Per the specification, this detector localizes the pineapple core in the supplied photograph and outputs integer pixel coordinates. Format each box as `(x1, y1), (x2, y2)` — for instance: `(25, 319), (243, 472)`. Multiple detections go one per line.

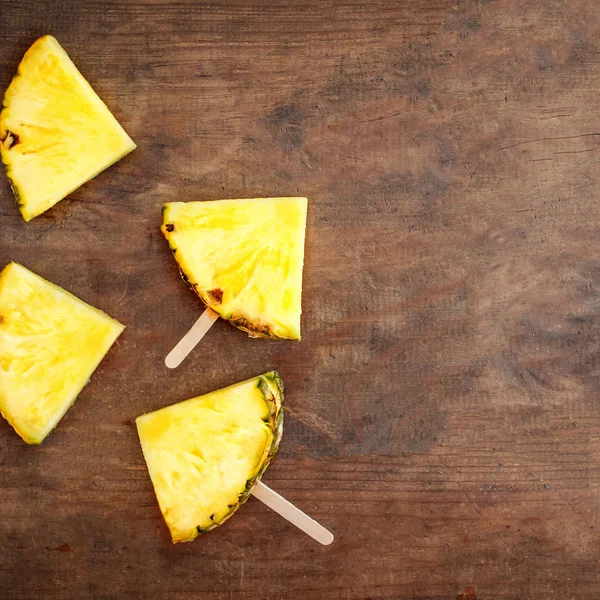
(136, 372), (283, 543)
(0, 35), (135, 221)
(0, 262), (124, 444)
(162, 197), (307, 340)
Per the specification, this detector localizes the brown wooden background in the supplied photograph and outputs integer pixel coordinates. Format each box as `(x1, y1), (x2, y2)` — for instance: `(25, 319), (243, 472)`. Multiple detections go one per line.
(2, 1), (600, 598)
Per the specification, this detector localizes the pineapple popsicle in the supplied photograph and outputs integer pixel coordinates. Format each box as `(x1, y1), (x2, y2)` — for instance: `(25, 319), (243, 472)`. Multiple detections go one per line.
(0, 262), (124, 444)
(136, 372), (283, 543)
(161, 197), (308, 340)
(0, 35), (135, 221)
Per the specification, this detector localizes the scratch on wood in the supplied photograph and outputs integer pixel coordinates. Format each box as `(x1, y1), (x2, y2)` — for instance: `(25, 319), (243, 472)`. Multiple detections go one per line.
(554, 145), (600, 155)
(358, 111), (404, 124)
(499, 132), (600, 151)
(285, 407), (344, 445)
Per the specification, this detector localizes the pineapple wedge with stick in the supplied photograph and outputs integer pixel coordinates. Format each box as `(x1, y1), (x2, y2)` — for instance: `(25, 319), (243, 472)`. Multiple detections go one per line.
(0, 263), (124, 444)
(162, 197), (308, 341)
(0, 35), (135, 221)
(136, 372), (284, 543)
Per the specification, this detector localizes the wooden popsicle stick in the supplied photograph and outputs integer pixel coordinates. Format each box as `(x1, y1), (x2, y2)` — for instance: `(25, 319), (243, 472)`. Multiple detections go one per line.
(165, 308), (220, 369)
(251, 480), (334, 546)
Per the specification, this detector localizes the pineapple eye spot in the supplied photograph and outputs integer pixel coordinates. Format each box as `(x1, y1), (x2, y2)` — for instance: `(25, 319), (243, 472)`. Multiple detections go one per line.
(209, 514), (215, 521)
(4, 131), (20, 149)
(0, 315), (4, 324)
(207, 288), (223, 304)
(165, 223), (175, 232)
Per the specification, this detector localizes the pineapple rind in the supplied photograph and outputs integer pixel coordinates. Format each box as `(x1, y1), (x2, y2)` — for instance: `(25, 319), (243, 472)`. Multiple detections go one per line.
(0, 35), (136, 221)
(0, 262), (124, 444)
(161, 198), (307, 340)
(136, 371), (284, 543)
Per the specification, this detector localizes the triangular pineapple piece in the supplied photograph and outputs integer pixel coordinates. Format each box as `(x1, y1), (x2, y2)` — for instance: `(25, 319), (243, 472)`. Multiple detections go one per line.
(0, 262), (124, 444)
(161, 197), (307, 340)
(0, 35), (136, 221)
(136, 372), (284, 543)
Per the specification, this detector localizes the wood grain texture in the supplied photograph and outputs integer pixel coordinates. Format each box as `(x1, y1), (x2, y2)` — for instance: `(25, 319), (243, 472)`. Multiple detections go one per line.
(2, 0), (600, 598)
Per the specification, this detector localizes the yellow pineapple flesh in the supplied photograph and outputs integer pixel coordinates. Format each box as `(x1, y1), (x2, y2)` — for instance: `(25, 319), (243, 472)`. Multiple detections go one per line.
(0, 35), (136, 221)
(136, 372), (284, 543)
(0, 262), (125, 444)
(161, 197), (307, 340)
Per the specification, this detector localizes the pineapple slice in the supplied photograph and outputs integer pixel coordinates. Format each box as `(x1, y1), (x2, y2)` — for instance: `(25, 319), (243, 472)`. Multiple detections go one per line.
(161, 197), (307, 340)
(136, 372), (284, 543)
(0, 35), (136, 221)
(0, 262), (124, 444)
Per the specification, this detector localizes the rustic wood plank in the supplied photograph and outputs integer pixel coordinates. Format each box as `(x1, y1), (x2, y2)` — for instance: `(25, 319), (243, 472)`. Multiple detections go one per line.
(2, 0), (600, 598)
